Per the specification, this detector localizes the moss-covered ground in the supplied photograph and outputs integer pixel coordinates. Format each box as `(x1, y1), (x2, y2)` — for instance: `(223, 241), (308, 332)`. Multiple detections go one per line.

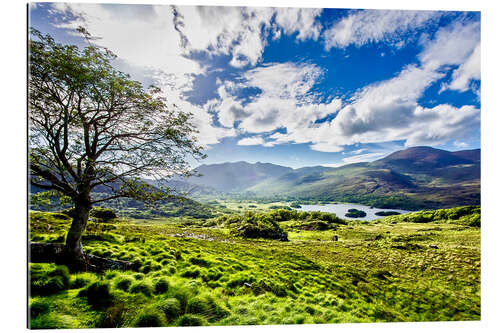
(28, 206), (480, 328)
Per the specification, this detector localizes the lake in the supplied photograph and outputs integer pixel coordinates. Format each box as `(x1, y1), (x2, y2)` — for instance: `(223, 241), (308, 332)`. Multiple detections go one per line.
(295, 202), (411, 221)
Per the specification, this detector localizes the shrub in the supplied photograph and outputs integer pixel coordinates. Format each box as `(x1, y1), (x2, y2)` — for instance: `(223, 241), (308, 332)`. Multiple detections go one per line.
(90, 207), (117, 221)
(375, 211), (401, 216)
(104, 270), (118, 280)
(186, 296), (210, 315)
(228, 212), (288, 240)
(170, 287), (191, 312)
(156, 298), (181, 321)
(181, 268), (200, 279)
(130, 281), (153, 297)
(175, 314), (207, 327)
(96, 303), (126, 328)
(79, 281), (113, 308)
(70, 275), (94, 289)
(189, 257), (212, 267)
(114, 277), (133, 292)
(30, 264), (70, 295)
(30, 313), (61, 329)
(154, 278), (169, 294)
(30, 299), (50, 318)
(132, 308), (166, 327)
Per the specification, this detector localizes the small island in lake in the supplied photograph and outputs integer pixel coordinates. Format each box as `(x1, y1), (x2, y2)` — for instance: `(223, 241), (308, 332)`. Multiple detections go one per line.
(375, 211), (402, 216)
(345, 208), (367, 218)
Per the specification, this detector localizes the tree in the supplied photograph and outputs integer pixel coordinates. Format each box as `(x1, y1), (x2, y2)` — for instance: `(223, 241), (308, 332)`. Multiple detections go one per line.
(28, 28), (205, 270)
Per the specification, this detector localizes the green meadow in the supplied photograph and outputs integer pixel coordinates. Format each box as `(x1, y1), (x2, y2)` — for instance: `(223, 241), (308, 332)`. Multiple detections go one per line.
(29, 205), (480, 328)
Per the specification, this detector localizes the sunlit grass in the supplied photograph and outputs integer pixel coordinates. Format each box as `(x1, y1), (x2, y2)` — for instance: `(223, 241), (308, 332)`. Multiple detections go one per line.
(28, 206), (480, 328)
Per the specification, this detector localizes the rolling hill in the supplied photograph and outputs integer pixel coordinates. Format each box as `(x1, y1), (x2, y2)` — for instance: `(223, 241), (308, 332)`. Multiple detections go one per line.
(181, 146), (480, 210)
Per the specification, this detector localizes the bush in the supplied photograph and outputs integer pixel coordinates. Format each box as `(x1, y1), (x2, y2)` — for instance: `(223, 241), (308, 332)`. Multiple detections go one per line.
(30, 264), (70, 296)
(175, 314), (207, 327)
(96, 303), (126, 328)
(375, 211), (401, 216)
(154, 278), (169, 294)
(90, 207), (117, 221)
(170, 287), (191, 312)
(114, 277), (133, 292)
(30, 313), (61, 329)
(181, 268), (200, 279)
(227, 211), (288, 240)
(130, 281), (153, 297)
(79, 281), (113, 308)
(30, 299), (50, 318)
(132, 308), (166, 327)
(189, 257), (212, 267)
(156, 298), (181, 321)
(186, 296), (210, 315)
(70, 275), (94, 289)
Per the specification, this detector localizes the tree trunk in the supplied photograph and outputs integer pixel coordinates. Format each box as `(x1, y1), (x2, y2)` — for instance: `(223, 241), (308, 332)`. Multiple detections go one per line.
(59, 200), (91, 270)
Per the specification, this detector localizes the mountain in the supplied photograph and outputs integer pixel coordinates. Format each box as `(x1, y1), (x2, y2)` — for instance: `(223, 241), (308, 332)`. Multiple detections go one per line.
(189, 161), (293, 192)
(179, 146), (480, 210)
(373, 146), (476, 171)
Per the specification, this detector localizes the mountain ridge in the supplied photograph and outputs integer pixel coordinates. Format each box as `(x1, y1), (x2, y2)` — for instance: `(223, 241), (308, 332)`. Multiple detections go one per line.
(182, 146), (480, 210)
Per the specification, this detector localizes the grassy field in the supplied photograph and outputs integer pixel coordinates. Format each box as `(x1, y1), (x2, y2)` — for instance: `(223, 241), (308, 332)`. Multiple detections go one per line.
(28, 206), (480, 328)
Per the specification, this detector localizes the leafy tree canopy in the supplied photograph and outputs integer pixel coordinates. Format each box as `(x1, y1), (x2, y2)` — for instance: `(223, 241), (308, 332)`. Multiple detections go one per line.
(29, 27), (205, 205)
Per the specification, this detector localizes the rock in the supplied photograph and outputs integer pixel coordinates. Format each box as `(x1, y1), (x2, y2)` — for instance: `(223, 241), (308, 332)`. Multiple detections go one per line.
(332, 235), (339, 241)
(429, 244), (439, 249)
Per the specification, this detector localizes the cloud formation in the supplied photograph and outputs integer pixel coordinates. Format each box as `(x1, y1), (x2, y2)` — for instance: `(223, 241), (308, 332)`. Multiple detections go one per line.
(324, 9), (441, 50)
(177, 6), (323, 68)
(210, 62), (342, 145)
(44, 4), (480, 156)
(264, 19), (480, 152)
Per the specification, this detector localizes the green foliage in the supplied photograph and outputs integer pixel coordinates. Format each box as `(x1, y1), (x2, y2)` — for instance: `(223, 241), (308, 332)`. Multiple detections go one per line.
(114, 276), (133, 292)
(345, 208), (367, 218)
(90, 207), (117, 221)
(175, 314), (208, 327)
(154, 278), (169, 294)
(375, 211), (401, 216)
(215, 209), (345, 235)
(383, 205), (480, 226)
(132, 308), (167, 327)
(79, 281), (113, 308)
(130, 281), (153, 297)
(156, 298), (181, 322)
(30, 264), (70, 296)
(30, 298), (50, 318)
(29, 205), (480, 328)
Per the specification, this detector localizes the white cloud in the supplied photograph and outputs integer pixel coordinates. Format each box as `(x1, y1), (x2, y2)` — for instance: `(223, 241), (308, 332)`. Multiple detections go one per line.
(237, 136), (265, 146)
(49, 3), (236, 147)
(210, 62), (342, 136)
(274, 8), (322, 41)
(298, 19), (481, 152)
(51, 3), (202, 76)
(446, 44), (480, 92)
(418, 20), (480, 71)
(324, 10), (441, 50)
(177, 6), (322, 68)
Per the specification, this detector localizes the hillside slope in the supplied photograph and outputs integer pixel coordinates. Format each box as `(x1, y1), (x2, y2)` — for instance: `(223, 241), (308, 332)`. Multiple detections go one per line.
(186, 147), (480, 209)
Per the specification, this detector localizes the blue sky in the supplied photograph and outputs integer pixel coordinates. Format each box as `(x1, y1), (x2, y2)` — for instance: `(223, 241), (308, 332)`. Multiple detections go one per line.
(29, 3), (481, 168)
